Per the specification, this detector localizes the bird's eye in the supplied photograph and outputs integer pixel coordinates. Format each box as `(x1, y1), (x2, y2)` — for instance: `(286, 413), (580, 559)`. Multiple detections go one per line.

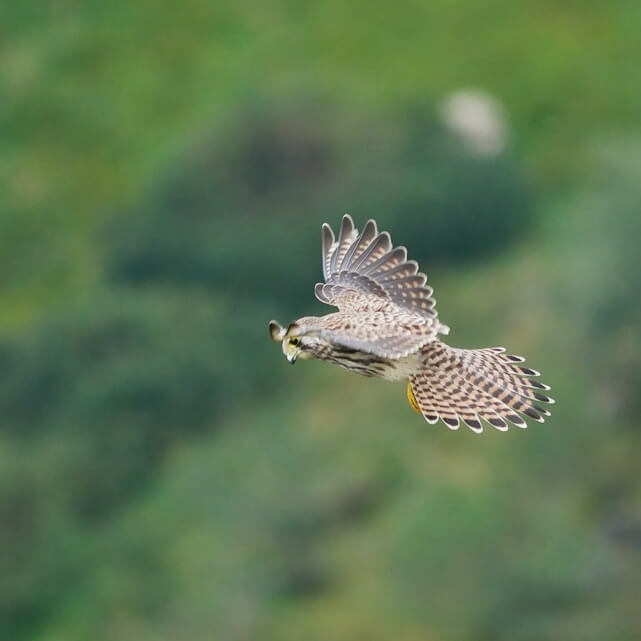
(289, 337), (301, 347)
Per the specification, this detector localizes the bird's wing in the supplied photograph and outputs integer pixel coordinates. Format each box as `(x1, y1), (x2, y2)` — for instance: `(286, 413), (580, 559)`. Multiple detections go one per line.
(297, 308), (437, 360)
(315, 215), (439, 322)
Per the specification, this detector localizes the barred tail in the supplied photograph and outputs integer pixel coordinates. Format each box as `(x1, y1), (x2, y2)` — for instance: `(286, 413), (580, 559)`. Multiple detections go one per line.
(408, 341), (554, 433)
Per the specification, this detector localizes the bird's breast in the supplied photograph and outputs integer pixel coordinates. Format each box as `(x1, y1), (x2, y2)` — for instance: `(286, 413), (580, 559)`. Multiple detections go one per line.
(321, 346), (420, 380)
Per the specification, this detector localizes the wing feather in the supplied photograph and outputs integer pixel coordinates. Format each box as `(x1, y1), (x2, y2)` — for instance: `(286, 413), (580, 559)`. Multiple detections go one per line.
(316, 215), (440, 323)
(329, 215), (357, 275)
(363, 246), (408, 276)
(374, 260), (419, 282)
(340, 219), (378, 272)
(348, 231), (392, 273)
(321, 223), (335, 281)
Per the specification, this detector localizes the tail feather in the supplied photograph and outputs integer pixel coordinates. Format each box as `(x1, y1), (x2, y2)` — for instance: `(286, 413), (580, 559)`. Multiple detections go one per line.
(409, 342), (553, 433)
(455, 349), (554, 415)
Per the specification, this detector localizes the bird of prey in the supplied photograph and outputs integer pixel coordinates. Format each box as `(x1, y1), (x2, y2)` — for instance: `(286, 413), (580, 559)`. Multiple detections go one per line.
(269, 215), (553, 432)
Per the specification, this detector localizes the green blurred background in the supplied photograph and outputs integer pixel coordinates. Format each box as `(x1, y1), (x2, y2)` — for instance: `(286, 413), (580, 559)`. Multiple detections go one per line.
(2, 2), (641, 640)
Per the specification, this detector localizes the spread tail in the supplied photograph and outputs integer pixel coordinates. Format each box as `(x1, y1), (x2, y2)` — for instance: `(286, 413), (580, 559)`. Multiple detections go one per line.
(408, 341), (554, 433)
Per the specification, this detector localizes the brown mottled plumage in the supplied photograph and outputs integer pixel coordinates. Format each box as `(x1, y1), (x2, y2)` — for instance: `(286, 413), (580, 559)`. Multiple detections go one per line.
(269, 215), (553, 433)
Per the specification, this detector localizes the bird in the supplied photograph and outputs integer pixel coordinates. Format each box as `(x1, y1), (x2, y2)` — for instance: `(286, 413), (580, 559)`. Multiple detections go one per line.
(268, 215), (553, 433)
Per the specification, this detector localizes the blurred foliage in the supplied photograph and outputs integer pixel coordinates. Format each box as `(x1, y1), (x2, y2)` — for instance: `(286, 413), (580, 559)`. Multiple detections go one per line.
(2, 2), (641, 641)
(0, 290), (275, 636)
(105, 102), (531, 315)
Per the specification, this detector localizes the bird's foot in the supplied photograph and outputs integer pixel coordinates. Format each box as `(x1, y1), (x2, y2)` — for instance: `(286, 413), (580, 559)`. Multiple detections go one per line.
(406, 381), (421, 414)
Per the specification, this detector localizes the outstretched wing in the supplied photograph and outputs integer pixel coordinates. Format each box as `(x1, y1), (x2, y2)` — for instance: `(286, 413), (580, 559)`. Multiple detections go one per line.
(315, 215), (439, 321)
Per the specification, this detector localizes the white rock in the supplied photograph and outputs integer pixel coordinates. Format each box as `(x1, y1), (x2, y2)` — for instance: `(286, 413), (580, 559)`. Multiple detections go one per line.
(439, 89), (509, 156)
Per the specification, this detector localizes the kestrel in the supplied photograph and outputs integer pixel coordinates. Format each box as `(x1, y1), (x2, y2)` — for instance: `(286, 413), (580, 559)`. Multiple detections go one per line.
(269, 215), (553, 432)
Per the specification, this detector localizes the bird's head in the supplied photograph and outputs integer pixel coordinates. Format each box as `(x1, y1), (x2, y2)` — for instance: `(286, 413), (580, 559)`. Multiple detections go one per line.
(269, 320), (321, 364)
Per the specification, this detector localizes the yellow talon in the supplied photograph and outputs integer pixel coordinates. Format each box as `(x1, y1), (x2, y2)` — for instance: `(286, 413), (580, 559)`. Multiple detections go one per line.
(407, 382), (421, 413)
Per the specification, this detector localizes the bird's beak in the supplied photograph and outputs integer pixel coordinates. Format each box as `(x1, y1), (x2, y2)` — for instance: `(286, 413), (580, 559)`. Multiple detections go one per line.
(283, 339), (300, 364)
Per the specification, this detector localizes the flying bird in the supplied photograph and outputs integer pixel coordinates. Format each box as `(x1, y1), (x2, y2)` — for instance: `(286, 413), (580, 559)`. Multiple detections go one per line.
(269, 215), (553, 432)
